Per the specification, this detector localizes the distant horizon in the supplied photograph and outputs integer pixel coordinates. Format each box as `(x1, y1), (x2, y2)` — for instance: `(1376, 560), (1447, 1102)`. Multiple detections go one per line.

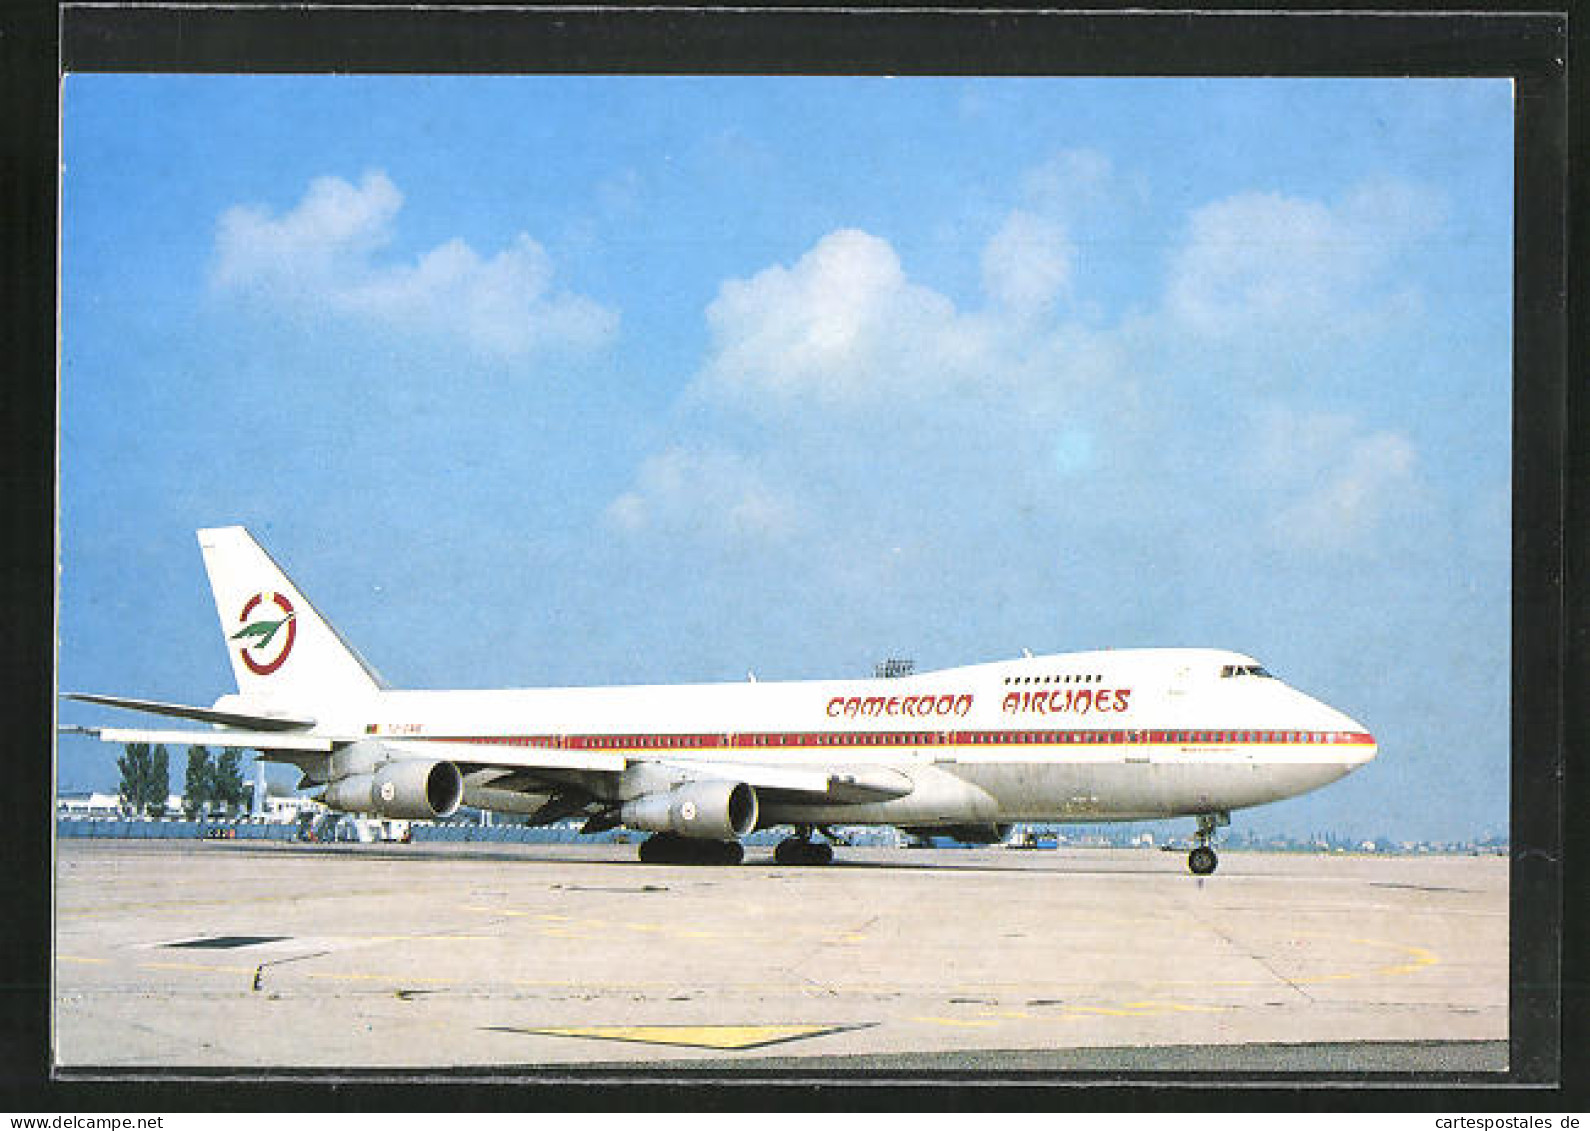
(55, 774), (1513, 847)
(54, 791), (1511, 849)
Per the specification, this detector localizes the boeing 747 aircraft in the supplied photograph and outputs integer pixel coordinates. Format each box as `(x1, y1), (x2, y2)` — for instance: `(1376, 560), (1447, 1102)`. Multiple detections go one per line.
(65, 527), (1377, 873)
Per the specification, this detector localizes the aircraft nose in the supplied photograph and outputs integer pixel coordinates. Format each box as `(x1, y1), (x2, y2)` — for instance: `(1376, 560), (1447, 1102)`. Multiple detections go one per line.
(1338, 714), (1377, 767)
(1314, 695), (1377, 768)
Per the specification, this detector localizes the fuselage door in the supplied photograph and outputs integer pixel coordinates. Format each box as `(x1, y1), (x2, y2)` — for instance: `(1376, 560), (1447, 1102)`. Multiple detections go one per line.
(1125, 729), (1150, 764)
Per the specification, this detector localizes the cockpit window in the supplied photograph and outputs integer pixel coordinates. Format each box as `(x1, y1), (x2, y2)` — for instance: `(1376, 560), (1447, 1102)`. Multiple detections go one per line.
(1220, 664), (1275, 678)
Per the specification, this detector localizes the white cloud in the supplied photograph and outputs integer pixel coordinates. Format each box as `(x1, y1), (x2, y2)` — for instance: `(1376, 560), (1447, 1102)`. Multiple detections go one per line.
(618, 165), (1446, 568)
(212, 171), (401, 289)
(605, 446), (796, 542)
(1164, 178), (1442, 340)
(694, 224), (1127, 415)
(692, 154), (1141, 412)
(981, 209), (1073, 316)
(1254, 408), (1423, 552)
(1167, 192), (1360, 336)
(618, 221), (1137, 552)
(696, 228), (990, 409)
(212, 171), (617, 359)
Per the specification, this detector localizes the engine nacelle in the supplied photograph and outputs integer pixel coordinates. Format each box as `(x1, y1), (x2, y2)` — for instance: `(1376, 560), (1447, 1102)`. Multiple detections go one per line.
(620, 780), (758, 840)
(323, 759), (463, 820)
(901, 822), (1016, 845)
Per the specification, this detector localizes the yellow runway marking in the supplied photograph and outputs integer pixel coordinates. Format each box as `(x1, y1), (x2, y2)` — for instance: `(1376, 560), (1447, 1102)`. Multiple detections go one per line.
(1120, 1001), (1226, 1014)
(1152, 934), (1440, 990)
(913, 1016), (1001, 1028)
(1288, 936), (1439, 985)
(56, 955), (108, 965)
(495, 1024), (858, 1050)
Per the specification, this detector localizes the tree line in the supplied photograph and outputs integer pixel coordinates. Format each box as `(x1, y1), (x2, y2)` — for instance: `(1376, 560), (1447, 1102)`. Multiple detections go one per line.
(115, 743), (248, 817)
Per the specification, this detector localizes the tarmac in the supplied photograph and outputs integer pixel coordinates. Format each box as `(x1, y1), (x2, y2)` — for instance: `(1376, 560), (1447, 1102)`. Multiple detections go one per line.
(52, 839), (1509, 1077)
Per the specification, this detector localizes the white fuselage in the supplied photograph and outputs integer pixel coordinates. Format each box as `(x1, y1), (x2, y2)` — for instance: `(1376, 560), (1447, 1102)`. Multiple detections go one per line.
(307, 647), (1376, 827)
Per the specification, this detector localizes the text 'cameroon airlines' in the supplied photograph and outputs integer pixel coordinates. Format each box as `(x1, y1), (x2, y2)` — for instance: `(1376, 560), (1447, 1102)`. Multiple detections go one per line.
(65, 527), (1377, 874)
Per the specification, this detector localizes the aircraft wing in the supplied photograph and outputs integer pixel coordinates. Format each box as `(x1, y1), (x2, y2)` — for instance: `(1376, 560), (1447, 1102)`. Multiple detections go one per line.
(388, 743), (913, 803)
(62, 693), (316, 731)
(381, 740), (628, 775)
(62, 717), (914, 804)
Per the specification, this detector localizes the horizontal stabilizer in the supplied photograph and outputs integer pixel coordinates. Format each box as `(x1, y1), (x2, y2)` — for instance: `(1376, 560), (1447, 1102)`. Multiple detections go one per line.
(62, 693), (316, 731)
(86, 727), (334, 753)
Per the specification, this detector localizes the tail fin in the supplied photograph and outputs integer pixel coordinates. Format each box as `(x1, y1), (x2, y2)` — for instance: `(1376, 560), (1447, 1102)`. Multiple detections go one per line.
(197, 527), (385, 706)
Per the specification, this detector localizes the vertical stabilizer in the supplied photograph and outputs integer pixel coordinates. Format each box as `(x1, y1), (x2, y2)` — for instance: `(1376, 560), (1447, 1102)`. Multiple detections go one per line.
(197, 527), (384, 707)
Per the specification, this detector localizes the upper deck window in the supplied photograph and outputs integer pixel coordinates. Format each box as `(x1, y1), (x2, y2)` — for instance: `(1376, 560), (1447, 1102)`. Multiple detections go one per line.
(1220, 663), (1275, 679)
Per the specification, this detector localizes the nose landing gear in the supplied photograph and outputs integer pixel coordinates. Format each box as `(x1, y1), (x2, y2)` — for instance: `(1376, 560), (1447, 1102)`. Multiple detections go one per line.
(1188, 810), (1229, 875)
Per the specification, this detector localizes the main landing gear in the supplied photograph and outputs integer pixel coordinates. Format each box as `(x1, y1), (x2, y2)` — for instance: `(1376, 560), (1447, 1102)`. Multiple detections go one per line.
(774, 826), (836, 866)
(1188, 810), (1229, 876)
(638, 832), (744, 865)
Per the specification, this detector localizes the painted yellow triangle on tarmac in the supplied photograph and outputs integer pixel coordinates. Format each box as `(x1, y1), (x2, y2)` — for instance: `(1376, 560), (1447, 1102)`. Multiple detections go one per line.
(525, 1024), (844, 1050)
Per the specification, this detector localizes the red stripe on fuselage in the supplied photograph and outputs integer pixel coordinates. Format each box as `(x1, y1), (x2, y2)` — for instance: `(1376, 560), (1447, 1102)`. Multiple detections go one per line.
(399, 728), (1374, 750)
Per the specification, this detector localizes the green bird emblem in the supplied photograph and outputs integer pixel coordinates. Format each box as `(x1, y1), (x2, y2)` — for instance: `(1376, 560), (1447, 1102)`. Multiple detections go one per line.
(231, 615), (293, 650)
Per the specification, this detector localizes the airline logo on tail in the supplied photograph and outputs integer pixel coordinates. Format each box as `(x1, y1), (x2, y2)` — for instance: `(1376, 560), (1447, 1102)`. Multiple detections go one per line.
(231, 591), (297, 675)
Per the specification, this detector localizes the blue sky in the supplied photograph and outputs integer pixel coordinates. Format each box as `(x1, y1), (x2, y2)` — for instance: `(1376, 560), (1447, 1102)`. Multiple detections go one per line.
(58, 76), (1513, 842)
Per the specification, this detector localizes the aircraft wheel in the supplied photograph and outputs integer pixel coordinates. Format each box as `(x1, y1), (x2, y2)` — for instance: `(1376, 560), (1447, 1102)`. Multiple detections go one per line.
(638, 834), (674, 864)
(1188, 846), (1218, 875)
(642, 834), (742, 865)
(775, 837), (834, 865)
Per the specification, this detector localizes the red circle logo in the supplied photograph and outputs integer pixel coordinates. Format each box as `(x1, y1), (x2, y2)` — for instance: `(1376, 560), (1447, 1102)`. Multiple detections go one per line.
(233, 591), (297, 676)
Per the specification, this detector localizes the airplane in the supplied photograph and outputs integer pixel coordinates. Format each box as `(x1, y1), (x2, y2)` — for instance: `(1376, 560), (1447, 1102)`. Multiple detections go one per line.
(63, 527), (1377, 874)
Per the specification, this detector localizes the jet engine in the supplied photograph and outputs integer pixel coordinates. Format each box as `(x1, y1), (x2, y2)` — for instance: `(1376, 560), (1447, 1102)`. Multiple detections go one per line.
(620, 780), (757, 840)
(322, 759), (464, 820)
